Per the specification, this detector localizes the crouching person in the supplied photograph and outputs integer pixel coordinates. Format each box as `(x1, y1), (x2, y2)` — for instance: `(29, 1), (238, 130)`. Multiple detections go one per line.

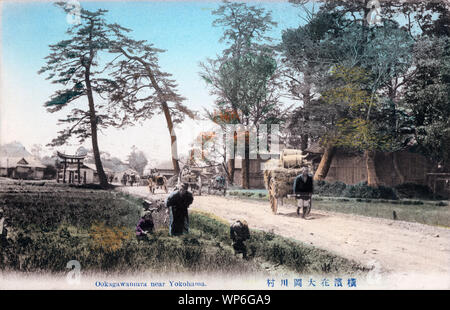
(136, 213), (154, 242)
(166, 183), (193, 236)
(230, 220), (250, 259)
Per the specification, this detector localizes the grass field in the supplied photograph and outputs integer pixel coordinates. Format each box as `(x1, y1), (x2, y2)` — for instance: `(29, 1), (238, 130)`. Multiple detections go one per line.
(228, 189), (450, 227)
(0, 181), (366, 275)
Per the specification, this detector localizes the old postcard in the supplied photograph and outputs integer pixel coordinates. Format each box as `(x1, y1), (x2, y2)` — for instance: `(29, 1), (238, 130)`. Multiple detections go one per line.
(0, 0), (449, 297)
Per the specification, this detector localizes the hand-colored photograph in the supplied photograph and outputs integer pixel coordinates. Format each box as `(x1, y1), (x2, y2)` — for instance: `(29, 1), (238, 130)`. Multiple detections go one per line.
(0, 0), (449, 294)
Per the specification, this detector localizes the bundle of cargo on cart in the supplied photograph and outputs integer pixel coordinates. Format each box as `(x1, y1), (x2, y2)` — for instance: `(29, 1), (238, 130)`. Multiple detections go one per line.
(178, 166), (204, 195)
(178, 164), (228, 196)
(263, 149), (314, 214)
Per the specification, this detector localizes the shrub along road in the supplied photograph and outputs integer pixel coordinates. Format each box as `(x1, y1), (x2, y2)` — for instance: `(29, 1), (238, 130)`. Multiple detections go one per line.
(120, 186), (450, 288)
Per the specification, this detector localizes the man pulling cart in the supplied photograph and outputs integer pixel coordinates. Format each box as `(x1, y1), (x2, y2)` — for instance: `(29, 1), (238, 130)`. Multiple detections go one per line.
(264, 149), (314, 215)
(291, 167), (314, 218)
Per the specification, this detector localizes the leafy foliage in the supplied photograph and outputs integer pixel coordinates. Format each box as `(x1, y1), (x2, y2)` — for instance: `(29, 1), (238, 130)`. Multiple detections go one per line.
(127, 146), (148, 176)
(38, 5), (114, 147)
(89, 222), (133, 252)
(314, 180), (347, 197)
(342, 181), (399, 200)
(314, 180), (398, 200)
(404, 36), (450, 167)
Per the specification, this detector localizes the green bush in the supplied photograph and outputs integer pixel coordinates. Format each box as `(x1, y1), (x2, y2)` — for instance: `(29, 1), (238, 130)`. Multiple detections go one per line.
(394, 183), (444, 200)
(1, 190), (142, 231)
(314, 180), (347, 197)
(0, 225), (253, 274)
(342, 182), (399, 200)
(314, 180), (399, 200)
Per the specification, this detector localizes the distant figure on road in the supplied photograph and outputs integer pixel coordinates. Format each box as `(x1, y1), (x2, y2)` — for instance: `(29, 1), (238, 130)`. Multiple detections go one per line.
(166, 183), (193, 236)
(230, 220), (250, 259)
(130, 174), (136, 187)
(293, 166), (314, 218)
(216, 175), (226, 186)
(136, 212), (154, 242)
(121, 173), (128, 186)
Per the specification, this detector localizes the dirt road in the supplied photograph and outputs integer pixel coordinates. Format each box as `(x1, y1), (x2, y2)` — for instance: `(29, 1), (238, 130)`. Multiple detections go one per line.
(119, 186), (450, 287)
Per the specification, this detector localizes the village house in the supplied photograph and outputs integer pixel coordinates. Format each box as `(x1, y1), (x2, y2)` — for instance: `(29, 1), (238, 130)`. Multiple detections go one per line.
(0, 157), (46, 180)
(150, 160), (177, 179)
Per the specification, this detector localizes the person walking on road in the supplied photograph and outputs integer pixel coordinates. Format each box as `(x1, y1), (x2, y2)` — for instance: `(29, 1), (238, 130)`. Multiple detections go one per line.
(293, 167), (314, 218)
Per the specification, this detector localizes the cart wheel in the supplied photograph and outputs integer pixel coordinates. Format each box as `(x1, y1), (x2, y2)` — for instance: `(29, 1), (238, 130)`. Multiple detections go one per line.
(269, 194), (278, 214)
(269, 178), (278, 214)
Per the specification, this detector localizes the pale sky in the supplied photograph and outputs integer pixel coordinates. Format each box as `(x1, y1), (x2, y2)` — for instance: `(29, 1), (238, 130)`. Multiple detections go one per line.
(0, 0), (309, 162)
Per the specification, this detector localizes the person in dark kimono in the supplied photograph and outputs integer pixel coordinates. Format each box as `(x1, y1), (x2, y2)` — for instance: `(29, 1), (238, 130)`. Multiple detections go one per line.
(166, 183), (193, 236)
(293, 166), (314, 218)
(230, 220), (250, 259)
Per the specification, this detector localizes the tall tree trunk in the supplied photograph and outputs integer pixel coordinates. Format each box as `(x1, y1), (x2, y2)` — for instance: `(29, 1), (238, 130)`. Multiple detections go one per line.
(242, 158), (250, 189)
(242, 131), (250, 189)
(220, 130), (232, 184)
(85, 21), (108, 188)
(118, 48), (181, 175)
(227, 130), (239, 185)
(314, 145), (336, 181)
(85, 69), (108, 188)
(221, 162), (231, 183)
(366, 150), (381, 187)
(300, 134), (308, 151)
(227, 158), (235, 185)
(161, 101), (180, 175)
(300, 78), (311, 151)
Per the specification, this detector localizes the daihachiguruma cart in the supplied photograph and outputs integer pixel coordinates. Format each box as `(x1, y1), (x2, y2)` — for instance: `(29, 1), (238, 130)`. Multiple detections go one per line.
(263, 149), (313, 215)
(147, 172), (168, 194)
(207, 174), (227, 196)
(179, 166), (203, 196)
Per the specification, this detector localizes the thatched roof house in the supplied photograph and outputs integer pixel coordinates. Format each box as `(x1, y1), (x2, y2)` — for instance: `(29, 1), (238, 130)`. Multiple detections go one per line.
(0, 157), (46, 179)
(149, 161), (177, 179)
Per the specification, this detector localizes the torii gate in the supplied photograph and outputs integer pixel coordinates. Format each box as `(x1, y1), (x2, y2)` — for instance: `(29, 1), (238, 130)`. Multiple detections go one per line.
(56, 151), (86, 184)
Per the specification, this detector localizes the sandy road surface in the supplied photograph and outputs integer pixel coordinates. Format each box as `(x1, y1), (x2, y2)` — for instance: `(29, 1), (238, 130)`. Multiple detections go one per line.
(119, 186), (450, 288)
